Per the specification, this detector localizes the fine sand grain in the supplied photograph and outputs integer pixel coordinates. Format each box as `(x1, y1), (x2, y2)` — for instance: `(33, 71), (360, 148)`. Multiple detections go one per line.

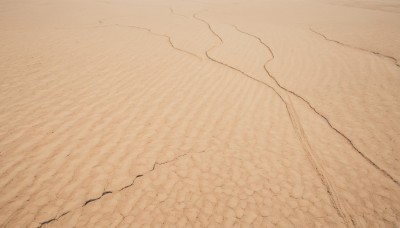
(1, 0), (400, 227)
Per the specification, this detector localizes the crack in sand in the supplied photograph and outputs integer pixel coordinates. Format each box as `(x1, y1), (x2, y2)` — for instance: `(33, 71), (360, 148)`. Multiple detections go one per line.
(83, 191), (112, 206)
(39, 23), (203, 60)
(193, 12), (366, 226)
(37, 212), (69, 228)
(119, 150), (205, 191)
(36, 150), (205, 227)
(310, 27), (400, 68)
(193, 14), (355, 225)
(230, 24), (400, 225)
(231, 25), (399, 187)
(169, 6), (190, 18)
(114, 24), (202, 60)
(192, 12), (285, 96)
(192, 11), (355, 226)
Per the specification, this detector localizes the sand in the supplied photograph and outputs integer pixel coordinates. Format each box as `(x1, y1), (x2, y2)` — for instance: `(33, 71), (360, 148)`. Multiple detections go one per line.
(0, 0), (400, 227)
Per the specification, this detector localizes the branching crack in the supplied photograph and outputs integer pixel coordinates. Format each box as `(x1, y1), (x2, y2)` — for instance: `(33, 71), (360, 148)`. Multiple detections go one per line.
(190, 11), (372, 227)
(192, 12), (286, 99)
(231, 25), (399, 187)
(309, 27), (400, 68)
(230, 23), (399, 226)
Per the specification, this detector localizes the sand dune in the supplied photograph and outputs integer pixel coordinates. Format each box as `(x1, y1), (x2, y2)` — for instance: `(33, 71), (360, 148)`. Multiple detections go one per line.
(1, 0), (399, 227)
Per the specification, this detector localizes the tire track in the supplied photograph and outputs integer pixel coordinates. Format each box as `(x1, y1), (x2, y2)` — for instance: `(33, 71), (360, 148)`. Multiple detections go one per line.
(191, 12), (354, 226)
(286, 95), (356, 227)
(231, 25), (400, 187)
(310, 27), (400, 68)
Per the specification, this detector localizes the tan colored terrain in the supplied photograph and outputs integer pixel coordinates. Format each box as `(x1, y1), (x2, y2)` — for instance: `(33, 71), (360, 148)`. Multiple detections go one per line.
(1, 0), (400, 227)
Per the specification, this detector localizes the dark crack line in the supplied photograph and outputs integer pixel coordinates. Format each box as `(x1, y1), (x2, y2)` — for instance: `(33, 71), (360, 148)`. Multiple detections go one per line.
(191, 11), (387, 227)
(83, 191), (112, 206)
(114, 24), (202, 60)
(191, 12), (307, 137)
(36, 150), (205, 227)
(19, 23), (202, 60)
(310, 27), (400, 68)
(37, 212), (69, 228)
(32, 17), (207, 228)
(192, 12), (287, 101)
(231, 25), (399, 187)
(119, 150), (204, 191)
(228, 24), (355, 227)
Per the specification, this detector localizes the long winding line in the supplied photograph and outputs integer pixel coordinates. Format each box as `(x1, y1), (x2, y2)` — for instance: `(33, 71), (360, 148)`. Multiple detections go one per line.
(35, 150), (205, 227)
(116, 24), (202, 60)
(231, 25), (399, 187)
(310, 27), (400, 68)
(190, 12), (355, 226)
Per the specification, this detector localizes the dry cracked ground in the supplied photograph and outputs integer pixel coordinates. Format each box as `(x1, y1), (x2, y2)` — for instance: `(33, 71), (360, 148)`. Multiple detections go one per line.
(1, 0), (400, 227)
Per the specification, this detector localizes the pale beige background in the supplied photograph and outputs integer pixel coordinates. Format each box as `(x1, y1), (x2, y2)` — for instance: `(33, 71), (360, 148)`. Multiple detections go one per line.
(0, 0), (399, 227)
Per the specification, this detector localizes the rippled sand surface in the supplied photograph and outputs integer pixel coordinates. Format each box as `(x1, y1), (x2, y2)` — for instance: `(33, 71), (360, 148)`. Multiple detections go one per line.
(1, 0), (400, 227)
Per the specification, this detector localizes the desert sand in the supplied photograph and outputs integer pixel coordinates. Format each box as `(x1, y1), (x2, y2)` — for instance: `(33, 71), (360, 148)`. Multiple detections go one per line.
(1, 0), (400, 227)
